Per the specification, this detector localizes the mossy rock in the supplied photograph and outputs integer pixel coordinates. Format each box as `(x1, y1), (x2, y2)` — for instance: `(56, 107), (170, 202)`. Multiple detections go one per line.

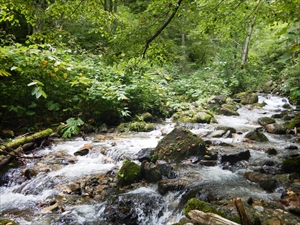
(117, 160), (142, 187)
(173, 109), (216, 124)
(183, 198), (224, 217)
(245, 130), (268, 142)
(0, 219), (18, 225)
(286, 115), (300, 129)
(258, 117), (276, 126)
(152, 127), (206, 163)
(117, 121), (154, 132)
(282, 157), (300, 174)
(216, 104), (239, 116)
(234, 92), (258, 105)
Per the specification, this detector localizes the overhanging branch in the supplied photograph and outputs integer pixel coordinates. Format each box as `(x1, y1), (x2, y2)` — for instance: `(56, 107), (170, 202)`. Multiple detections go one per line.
(142, 0), (183, 58)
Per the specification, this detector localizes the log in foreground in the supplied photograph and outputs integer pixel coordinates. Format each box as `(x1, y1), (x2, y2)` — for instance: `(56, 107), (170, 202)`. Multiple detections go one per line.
(0, 128), (53, 171)
(188, 210), (240, 225)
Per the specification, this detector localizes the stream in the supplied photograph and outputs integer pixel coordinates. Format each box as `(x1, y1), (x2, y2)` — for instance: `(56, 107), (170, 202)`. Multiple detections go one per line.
(1, 94), (300, 224)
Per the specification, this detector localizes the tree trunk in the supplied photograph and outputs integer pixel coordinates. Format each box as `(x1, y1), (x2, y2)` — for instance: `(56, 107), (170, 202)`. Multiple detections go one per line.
(241, 17), (256, 68)
(188, 210), (240, 225)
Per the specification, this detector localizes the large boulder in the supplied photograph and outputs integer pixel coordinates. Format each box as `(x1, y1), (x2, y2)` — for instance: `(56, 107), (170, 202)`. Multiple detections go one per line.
(151, 127), (206, 163)
(117, 160), (142, 187)
(244, 130), (268, 142)
(216, 104), (240, 116)
(104, 191), (165, 225)
(220, 150), (251, 164)
(234, 92), (258, 105)
(244, 171), (280, 192)
(258, 117), (276, 126)
(265, 123), (286, 134)
(141, 161), (161, 183)
(172, 108), (216, 124)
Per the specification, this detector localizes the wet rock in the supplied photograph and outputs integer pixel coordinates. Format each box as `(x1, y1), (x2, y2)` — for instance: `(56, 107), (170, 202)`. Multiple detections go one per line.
(22, 168), (38, 179)
(285, 145), (299, 150)
(245, 130), (268, 142)
(172, 108), (216, 124)
(244, 171), (280, 192)
(221, 150), (251, 164)
(234, 92), (258, 105)
(137, 148), (155, 162)
(104, 191), (165, 225)
(217, 104), (240, 116)
(141, 161), (161, 183)
(152, 127), (206, 163)
(266, 148), (278, 155)
(265, 123), (286, 134)
(156, 160), (177, 179)
(117, 121), (154, 132)
(158, 179), (189, 195)
(258, 117), (276, 126)
(282, 155), (300, 174)
(209, 130), (227, 138)
(117, 160), (142, 187)
(74, 143), (93, 156)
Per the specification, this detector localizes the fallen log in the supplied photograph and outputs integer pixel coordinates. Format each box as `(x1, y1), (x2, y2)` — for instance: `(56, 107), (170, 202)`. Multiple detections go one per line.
(0, 128), (53, 171)
(188, 210), (240, 225)
(0, 128), (52, 153)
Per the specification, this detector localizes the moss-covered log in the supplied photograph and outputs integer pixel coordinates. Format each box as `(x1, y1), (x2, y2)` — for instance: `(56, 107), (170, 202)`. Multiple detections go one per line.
(0, 128), (52, 153)
(0, 128), (52, 171)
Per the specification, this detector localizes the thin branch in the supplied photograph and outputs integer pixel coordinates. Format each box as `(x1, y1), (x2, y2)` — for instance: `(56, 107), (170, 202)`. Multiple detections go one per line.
(142, 0), (183, 58)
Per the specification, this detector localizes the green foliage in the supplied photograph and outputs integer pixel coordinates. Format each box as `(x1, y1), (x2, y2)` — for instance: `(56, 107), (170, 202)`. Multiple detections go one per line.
(57, 117), (84, 138)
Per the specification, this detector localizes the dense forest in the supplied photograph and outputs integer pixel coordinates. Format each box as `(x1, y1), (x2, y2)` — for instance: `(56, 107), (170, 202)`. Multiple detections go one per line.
(0, 0), (299, 136)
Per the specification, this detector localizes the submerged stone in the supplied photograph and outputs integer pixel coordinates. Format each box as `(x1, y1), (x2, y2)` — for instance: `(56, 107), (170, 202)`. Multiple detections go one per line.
(152, 127), (206, 163)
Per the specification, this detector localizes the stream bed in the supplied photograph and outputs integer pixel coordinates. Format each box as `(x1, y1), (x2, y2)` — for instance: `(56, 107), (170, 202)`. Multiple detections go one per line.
(1, 94), (300, 224)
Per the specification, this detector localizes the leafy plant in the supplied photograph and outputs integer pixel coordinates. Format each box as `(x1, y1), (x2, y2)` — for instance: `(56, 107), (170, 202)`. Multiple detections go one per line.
(58, 117), (84, 138)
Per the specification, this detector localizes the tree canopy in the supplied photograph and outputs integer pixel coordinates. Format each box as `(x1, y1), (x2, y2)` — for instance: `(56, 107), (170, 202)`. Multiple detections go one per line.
(0, 0), (299, 132)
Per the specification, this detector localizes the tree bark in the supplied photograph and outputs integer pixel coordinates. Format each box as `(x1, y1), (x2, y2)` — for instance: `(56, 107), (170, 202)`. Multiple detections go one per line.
(0, 128), (53, 171)
(142, 0), (183, 58)
(188, 210), (240, 225)
(241, 0), (262, 68)
(241, 17), (256, 68)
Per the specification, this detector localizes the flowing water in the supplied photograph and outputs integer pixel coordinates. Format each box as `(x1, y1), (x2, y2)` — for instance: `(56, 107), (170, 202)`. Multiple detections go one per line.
(0, 94), (299, 224)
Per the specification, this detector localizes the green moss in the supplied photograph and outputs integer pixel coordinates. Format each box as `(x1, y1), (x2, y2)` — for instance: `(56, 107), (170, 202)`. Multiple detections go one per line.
(117, 160), (142, 187)
(183, 198), (241, 224)
(117, 121), (154, 132)
(286, 115), (300, 129)
(0, 219), (18, 225)
(183, 198), (224, 217)
(153, 127), (206, 162)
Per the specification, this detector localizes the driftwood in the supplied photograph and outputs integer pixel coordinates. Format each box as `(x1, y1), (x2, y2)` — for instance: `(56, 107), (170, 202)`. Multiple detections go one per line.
(235, 198), (251, 225)
(0, 128), (53, 171)
(188, 210), (240, 225)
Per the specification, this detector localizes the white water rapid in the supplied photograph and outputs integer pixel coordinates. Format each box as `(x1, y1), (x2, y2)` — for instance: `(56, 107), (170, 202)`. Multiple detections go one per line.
(0, 94), (299, 225)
